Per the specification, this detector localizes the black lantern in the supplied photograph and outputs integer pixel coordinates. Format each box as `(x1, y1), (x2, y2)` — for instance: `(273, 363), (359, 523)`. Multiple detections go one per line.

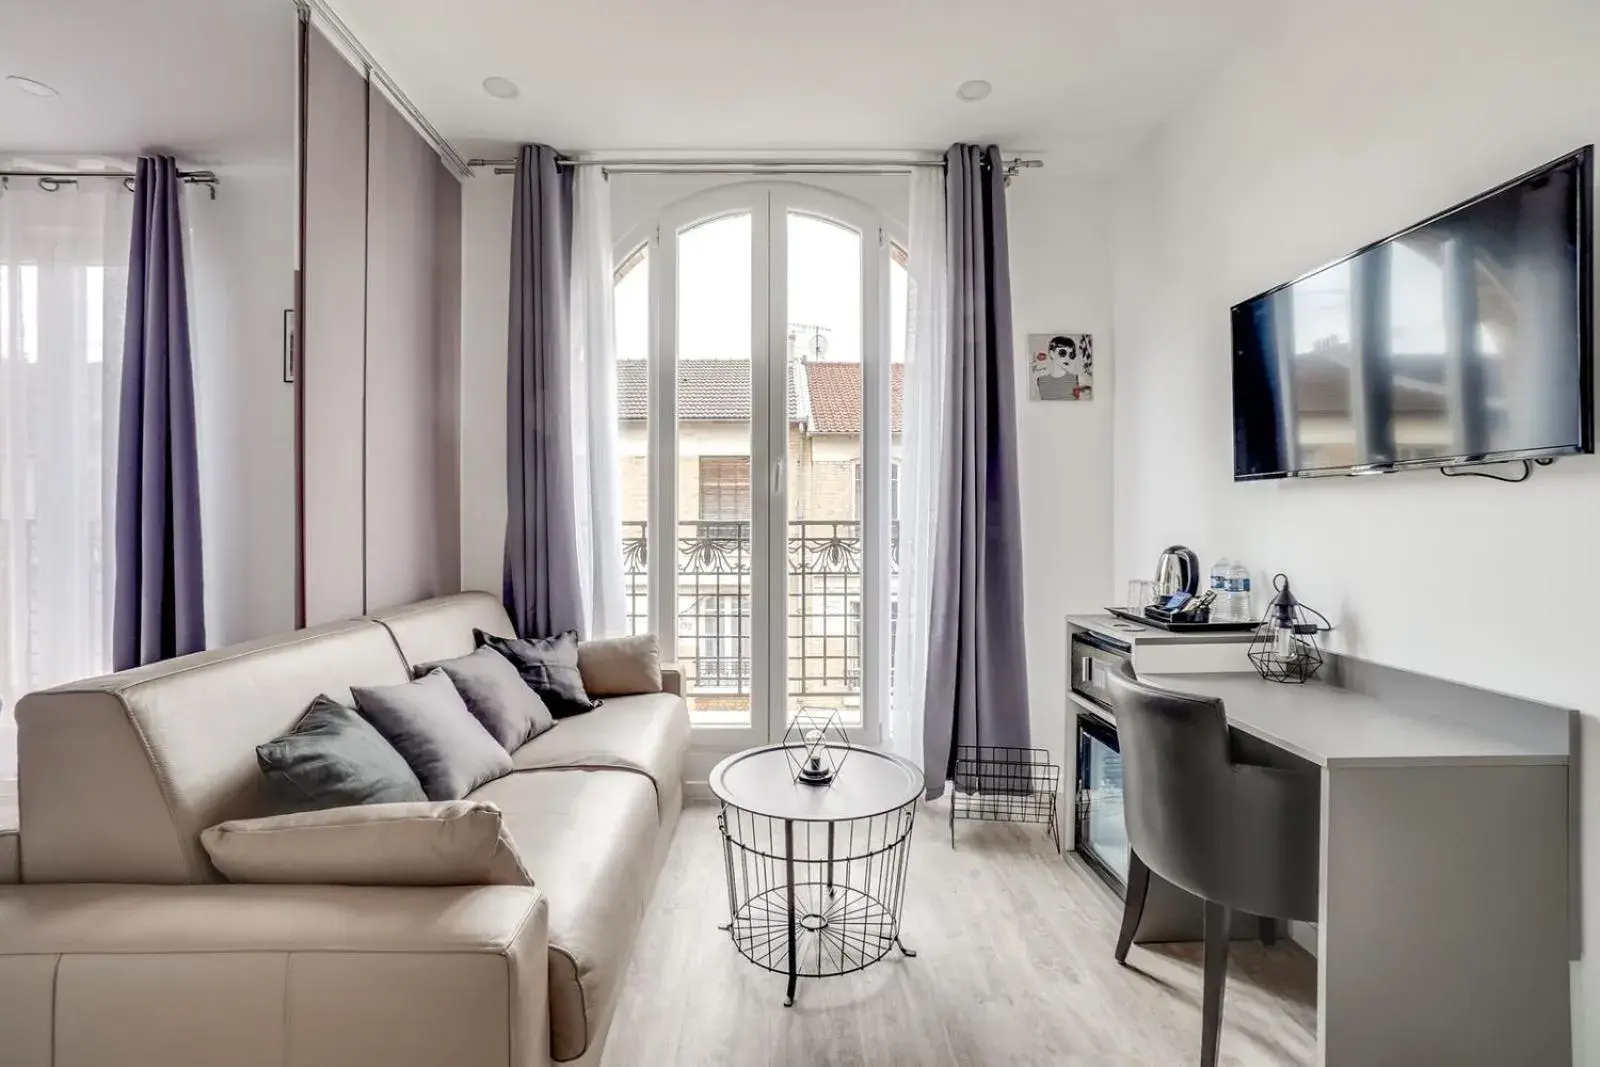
(1248, 574), (1328, 684)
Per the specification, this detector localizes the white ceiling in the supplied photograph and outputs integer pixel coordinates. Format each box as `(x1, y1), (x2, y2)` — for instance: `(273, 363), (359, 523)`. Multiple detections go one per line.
(328, 0), (1280, 174)
(0, 0), (295, 163)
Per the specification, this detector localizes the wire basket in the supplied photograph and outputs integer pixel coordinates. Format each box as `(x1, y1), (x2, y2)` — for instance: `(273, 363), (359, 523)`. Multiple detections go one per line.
(948, 745), (1062, 849)
(716, 801), (917, 1003)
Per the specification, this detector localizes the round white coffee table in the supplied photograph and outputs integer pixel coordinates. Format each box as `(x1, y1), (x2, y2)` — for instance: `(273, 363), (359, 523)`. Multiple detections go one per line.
(708, 744), (922, 1006)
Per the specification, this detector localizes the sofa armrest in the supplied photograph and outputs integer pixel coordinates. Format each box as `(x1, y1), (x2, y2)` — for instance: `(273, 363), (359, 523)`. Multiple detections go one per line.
(0, 884), (550, 1067)
(0, 829), (16, 885)
(660, 664), (683, 697)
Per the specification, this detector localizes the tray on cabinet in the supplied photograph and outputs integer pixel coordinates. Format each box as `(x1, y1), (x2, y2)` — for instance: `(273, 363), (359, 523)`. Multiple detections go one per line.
(1105, 606), (1259, 633)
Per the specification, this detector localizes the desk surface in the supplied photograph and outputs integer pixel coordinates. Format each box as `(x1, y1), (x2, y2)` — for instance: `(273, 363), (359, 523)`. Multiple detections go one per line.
(1140, 672), (1570, 769)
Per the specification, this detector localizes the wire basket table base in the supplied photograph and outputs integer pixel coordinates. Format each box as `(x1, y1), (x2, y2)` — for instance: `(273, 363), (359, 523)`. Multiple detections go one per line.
(712, 747), (923, 1007)
(723, 881), (911, 981)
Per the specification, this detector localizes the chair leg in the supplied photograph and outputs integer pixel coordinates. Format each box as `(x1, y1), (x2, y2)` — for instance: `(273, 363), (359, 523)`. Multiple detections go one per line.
(1258, 915), (1278, 947)
(1114, 851), (1151, 964)
(1201, 900), (1230, 1067)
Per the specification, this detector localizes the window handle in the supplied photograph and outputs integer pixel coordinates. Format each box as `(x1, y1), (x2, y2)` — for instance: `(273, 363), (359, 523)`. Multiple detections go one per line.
(771, 461), (786, 497)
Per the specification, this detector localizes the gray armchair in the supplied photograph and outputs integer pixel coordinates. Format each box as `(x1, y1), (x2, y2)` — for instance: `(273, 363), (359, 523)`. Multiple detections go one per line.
(1106, 663), (1320, 1067)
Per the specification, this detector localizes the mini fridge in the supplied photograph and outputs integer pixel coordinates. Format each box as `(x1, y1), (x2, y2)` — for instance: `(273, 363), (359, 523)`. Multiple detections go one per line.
(1074, 711), (1129, 893)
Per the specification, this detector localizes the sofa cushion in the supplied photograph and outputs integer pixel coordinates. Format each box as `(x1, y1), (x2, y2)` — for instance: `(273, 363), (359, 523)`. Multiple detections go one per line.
(352, 671), (512, 801)
(200, 801), (532, 886)
(509, 693), (689, 820)
(577, 635), (662, 697)
(478, 630), (601, 720)
(469, 770), (657, 1063)
(420, 646), (555, 750)
(256, 696), (426, 814)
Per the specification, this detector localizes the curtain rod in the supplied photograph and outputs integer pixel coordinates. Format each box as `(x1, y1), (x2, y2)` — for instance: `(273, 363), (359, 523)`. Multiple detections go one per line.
(0, 169), (221, 199)
(465, 157), (1045, 180)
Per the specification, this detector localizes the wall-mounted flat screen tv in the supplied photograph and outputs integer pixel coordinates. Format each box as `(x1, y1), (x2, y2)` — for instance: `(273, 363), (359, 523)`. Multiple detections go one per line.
(1231, 146), (1594, 480)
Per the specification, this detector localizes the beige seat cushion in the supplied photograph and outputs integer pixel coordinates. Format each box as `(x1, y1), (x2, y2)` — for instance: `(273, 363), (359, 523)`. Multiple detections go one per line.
(469, 770), (658, 1063)
(509, 693), (688, 819)
(201, 802), (532, 887)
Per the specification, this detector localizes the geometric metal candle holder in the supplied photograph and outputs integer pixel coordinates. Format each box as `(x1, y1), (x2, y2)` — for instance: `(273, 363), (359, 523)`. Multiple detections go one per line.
(782, 708), (853, 786)
(1248, 573), (1328, 684)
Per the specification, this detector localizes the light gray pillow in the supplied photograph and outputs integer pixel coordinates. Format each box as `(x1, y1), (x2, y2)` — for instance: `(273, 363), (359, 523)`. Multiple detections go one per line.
(352, 670), (512, 800)
(419, 646), (554, 751)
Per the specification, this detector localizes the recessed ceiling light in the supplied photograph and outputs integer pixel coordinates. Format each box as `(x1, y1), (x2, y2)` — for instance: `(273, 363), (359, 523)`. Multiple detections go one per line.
(482, 76), (519, 100)
(6, 75), (58, 98)
(956, 79), (992, 103)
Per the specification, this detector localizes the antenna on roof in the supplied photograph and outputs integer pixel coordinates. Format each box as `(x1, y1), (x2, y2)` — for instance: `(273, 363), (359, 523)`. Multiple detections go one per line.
(788, 323), (832, 363)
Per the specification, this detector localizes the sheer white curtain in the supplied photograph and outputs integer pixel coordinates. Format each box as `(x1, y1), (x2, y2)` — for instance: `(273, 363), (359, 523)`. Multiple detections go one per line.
(886, 168), (949, 771)
(568, 167), (628, 637)
(0, 179), (132, 775)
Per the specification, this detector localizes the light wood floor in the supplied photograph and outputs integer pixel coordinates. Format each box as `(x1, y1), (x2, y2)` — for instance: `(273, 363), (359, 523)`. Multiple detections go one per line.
(602, 800), (1316, 1067)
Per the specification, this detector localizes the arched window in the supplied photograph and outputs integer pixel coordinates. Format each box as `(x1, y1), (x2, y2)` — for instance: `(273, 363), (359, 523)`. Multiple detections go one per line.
(609, 183), (906, 744)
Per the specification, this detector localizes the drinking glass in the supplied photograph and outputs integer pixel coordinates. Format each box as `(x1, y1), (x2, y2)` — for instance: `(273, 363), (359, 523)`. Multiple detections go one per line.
(1125, 580), (1156, 611)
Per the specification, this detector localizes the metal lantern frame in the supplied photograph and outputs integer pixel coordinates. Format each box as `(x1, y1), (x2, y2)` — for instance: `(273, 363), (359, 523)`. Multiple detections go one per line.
(782, 708), (853, 785)
(1248, 573), (1332, 684)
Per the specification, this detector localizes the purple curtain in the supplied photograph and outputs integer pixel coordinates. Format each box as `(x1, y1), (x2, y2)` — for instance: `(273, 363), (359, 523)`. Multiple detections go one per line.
(504, 144), (584, 638)
(922, 144), (1032, 798)
(113, 155), (205, 670)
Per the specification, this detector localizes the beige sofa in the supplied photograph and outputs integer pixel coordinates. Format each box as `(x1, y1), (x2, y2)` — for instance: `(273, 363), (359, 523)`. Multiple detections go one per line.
(0, 591), (689, 1067)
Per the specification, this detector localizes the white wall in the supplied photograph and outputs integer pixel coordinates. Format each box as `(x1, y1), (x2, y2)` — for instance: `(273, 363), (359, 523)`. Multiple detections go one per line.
(189, 159), (297, 647)
(458, 168), (1115, 778)
(1007, 172), (1116, 774)
(1107, 0), (1600, 1056)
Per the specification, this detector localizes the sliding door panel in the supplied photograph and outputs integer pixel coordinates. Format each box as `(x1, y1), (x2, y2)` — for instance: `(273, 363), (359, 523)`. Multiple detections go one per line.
(363, 86), (458, 612)
(298, 18), (463, 624)
(299, 26), (368, 626)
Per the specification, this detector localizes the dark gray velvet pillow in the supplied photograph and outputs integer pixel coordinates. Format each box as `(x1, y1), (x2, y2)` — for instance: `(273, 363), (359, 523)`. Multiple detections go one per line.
(256, 696), (426, 814)
(351, 670), (513, 800)
(475, 628), (601, 719)
(418, 646), (555, 751)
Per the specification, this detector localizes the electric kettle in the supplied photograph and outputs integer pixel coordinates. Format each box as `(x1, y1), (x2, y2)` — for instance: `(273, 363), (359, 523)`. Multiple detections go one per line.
(1155, 545), (1201, 598)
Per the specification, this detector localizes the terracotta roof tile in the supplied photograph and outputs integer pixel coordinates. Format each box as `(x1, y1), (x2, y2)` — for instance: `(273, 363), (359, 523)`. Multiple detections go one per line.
(804, 362), (904, 434)
(616, 359), (898, 432)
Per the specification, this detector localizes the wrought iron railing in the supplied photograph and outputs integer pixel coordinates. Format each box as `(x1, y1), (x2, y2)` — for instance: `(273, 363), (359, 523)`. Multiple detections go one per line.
(619, 520), (895, 706)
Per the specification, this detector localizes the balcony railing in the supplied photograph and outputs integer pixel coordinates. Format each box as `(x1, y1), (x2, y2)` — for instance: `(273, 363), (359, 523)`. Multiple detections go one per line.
(619, 520), (896, 713)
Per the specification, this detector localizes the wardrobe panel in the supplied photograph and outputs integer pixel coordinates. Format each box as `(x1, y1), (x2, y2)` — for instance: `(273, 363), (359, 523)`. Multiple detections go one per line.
(363, 88), (458, 611)
(299, 25), (368, 626)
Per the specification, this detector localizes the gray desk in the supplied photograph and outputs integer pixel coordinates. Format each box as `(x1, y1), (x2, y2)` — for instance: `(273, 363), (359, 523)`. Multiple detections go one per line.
(1140, 670), (1573, 1067)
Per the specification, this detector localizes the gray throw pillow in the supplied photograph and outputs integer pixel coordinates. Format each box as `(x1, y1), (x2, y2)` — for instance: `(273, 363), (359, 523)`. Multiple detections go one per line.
(256, 696), (426, 814)
(418, 646), (555, 751)
(476, 628), (601, 719)
(352, 670), (513, 800)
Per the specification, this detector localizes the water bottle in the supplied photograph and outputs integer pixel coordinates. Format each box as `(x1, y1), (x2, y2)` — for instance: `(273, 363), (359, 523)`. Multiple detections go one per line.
(1209, 557), (1231, 620)
(1226, 560), (1253, 623)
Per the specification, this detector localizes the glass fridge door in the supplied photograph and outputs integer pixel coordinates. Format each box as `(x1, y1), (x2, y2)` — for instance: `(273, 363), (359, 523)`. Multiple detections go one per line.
(1075, 713), (1129, 892)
